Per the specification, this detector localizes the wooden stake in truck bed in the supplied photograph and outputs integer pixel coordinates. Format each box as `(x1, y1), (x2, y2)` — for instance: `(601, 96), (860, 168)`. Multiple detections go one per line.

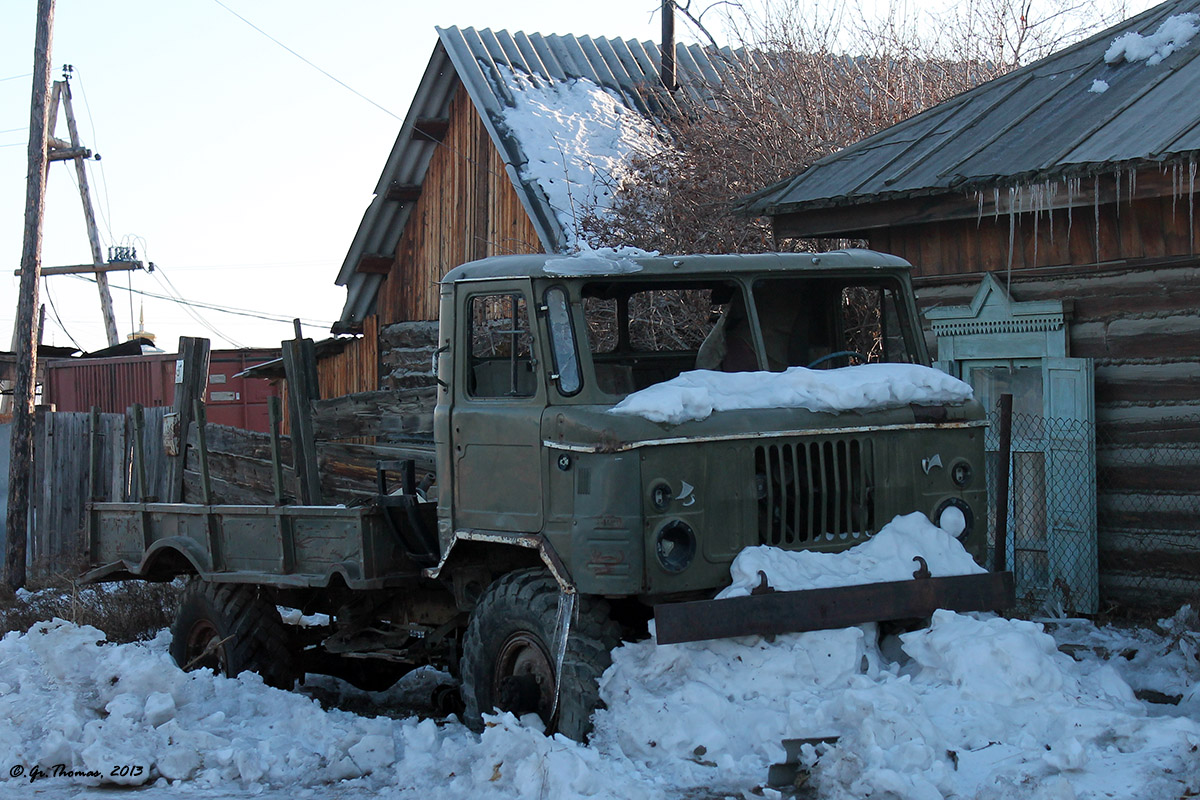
(86, 250), (1013, 740)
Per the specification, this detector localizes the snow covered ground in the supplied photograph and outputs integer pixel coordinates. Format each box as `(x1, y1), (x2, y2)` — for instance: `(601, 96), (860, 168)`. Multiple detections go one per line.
(1, 516), (1197, 800)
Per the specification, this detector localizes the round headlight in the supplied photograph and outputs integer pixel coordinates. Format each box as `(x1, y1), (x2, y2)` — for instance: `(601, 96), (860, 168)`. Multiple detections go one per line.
(655, 520), (696, 573)
(951, 461), (973, 488)
(934, 498), (974, 541)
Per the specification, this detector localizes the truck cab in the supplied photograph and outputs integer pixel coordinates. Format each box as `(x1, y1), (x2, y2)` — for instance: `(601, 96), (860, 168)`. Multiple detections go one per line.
(436, 250), (989, 600)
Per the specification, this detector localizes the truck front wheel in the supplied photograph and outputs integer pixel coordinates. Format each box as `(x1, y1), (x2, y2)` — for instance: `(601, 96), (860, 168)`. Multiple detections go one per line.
(169, 580), (297, 689)
(460, 569), (620, 740)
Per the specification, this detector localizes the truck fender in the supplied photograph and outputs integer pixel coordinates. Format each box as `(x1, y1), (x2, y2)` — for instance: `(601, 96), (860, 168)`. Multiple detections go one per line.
(138, 537), (211, 580)
(320, 562), (363, 588)
(426, 530), (575, 593)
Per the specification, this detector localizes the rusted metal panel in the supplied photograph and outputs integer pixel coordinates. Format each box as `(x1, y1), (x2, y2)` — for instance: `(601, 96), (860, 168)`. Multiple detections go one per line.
(652, 571), (1015, 645)
(43, 349), (281, 433)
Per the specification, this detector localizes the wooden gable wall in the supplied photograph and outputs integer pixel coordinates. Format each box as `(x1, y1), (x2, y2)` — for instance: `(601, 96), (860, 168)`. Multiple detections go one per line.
(377, 79), (544, 325)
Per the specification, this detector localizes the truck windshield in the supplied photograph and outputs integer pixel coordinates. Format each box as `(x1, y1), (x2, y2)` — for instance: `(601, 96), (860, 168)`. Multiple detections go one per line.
(749, 277), (914, 371)
(581, 281), (737, 395)
(576, 275), (916, 398)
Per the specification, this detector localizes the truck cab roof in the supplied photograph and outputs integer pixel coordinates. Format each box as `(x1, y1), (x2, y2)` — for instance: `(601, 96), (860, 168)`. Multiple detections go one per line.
(440, 249), (912, 284)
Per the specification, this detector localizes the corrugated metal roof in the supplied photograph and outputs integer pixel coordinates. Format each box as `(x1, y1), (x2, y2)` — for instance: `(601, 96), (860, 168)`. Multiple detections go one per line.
(334, 27), (740, 330)
(745, 0), (1200, 217)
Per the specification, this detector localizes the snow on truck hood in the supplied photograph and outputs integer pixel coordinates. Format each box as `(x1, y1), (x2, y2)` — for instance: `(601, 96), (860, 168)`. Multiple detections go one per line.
(610, 363), (975, 425)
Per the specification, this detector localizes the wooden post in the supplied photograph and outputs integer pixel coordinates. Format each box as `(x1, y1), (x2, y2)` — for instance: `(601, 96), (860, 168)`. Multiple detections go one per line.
(88, 406), (103, 501)
(6, 0), (56, 590)
(281, 337), (322, 505)
(59, 76), (119, 346)
(165, 337), (211, 503)
(268, 396), (285, 505)
(192, 400), (212, 505)
(132, 403), (149, 502)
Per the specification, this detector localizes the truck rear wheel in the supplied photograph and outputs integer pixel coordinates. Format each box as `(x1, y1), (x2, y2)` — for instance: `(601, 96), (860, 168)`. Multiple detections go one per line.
(460, 569), (620, 741)
(169, 580), (297, 689)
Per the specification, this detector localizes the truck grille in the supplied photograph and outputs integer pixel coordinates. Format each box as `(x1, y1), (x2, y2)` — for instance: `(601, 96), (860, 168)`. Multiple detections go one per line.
(755, 439), (875, 545)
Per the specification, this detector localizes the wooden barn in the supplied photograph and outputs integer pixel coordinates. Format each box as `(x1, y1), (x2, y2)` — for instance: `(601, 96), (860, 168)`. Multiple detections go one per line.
(321, 27), (736, 397)
(744, 0), (1200, 612)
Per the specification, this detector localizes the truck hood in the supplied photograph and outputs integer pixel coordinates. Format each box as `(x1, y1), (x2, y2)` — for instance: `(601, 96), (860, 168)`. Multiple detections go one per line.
(542, 399), (985, 453)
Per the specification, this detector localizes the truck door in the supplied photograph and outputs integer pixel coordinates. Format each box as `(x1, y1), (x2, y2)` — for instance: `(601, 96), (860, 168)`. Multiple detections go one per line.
(451, 282), (545, 532)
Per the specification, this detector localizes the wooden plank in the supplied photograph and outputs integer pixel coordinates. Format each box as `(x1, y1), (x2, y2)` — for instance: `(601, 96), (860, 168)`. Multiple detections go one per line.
(165, 338), (211, 503)
(282, 338), (322, 504)
(311, 387), (436, 440)
(355, 253), (395, 274)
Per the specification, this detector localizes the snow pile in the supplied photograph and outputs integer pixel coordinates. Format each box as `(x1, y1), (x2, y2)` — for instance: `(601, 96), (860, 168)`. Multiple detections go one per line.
(543, 246), (650, 276)
(498, 68), (663, 247)
(0, 622), (399, 790)
(717, 512), (985, 599)
(609, 363), (975, 425)
(1088, 78), (1109, 93)
(1105, 13), (1200, 65)
(1, 518), (1197, 798)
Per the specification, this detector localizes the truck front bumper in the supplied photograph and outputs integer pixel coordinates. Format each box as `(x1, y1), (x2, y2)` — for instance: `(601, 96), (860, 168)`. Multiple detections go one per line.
(653, 570), (1015, 644)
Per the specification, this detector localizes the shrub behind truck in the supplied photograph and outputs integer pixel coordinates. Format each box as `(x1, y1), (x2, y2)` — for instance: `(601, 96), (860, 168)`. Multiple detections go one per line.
(86, 249), (1013, 739)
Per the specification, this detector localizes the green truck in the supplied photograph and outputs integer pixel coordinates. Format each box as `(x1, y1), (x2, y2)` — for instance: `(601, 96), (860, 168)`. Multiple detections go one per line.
(86, 250), (1012, 739)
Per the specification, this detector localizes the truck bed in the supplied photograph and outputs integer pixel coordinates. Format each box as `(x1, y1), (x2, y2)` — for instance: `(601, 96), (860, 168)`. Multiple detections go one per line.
(86, 501), (431, 589)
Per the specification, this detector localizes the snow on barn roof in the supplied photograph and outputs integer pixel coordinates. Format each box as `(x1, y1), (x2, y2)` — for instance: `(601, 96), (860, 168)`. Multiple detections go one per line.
(334, 27), (741, 330)
(743, 0), (1200, 221)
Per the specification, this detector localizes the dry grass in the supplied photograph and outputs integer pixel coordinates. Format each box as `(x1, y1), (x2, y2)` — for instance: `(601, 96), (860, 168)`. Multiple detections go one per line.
(0, 577), (181, 643)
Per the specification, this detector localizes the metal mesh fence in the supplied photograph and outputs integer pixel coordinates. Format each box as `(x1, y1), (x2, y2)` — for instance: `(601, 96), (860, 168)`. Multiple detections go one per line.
(985, 411), (1200, 617)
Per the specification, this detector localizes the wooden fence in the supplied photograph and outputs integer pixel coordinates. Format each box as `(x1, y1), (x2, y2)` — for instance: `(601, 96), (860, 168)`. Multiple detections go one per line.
(25, 335), (436, 579)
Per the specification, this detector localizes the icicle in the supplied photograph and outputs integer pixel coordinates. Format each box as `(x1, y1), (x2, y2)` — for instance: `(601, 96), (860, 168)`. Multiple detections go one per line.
(1112, 168), (1121, 221)
(1033, 191), (1040, 267)
(1094, 176), (1101, 264)
(1129, 165), (1136, 205)
(977, 190), (984, 227)
(994, 187), (1001, 221)
(1070, 175), (1080, 237)
(1007, 188), (1017, 294)
(1190, 157), (1196, 255)
(1173, 161), (1180, 218)
(1048, 180), (1058, 247)
(549, 590), (577, 720)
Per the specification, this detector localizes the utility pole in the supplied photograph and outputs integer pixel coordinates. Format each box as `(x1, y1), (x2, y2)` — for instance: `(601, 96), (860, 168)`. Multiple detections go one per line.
(56, 68), (120, 347)
(7, 0), (55, 589)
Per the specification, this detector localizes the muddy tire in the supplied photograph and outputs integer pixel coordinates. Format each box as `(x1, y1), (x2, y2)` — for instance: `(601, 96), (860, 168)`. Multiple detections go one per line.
(460, 569), (620, 741)
(169, 580), (297, 689)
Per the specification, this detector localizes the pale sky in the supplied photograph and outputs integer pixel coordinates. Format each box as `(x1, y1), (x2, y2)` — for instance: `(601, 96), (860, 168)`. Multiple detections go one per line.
(0, 0), (672, 353)
(0, 0), (1156, 354)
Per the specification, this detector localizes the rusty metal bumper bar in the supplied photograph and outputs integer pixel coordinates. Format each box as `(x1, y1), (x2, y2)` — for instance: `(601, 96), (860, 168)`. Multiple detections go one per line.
(653, 571), (1015, 645)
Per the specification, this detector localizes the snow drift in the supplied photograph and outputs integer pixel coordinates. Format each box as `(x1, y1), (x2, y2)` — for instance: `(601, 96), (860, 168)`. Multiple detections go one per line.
(1, 513), (1196, 799)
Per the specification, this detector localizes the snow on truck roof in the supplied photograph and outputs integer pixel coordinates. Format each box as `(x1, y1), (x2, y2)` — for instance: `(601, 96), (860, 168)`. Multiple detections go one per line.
(439, 248), (912, 283)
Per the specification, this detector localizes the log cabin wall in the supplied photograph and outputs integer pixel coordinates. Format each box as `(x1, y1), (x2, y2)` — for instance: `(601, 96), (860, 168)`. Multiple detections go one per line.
(885, 183), (1200, 608)
(376, 80), (543, 325)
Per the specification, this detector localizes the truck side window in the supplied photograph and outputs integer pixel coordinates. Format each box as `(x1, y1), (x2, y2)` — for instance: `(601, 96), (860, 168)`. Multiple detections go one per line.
(468, 293), (535, 397)
(544, 287), (581, 395)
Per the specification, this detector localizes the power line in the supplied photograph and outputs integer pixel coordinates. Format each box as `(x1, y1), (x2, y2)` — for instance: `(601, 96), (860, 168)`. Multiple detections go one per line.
(42, 281), (84, 351)
(72, 69), (116, 241)
(210, 0), (402, 121)
(0, 73), (33, 83)
(70, 273), (335, 327)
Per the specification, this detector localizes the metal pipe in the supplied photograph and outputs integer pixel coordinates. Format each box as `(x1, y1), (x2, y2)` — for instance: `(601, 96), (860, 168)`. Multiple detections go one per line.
(994, 393), (1013, 573)
(661, 0), (676, 90)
